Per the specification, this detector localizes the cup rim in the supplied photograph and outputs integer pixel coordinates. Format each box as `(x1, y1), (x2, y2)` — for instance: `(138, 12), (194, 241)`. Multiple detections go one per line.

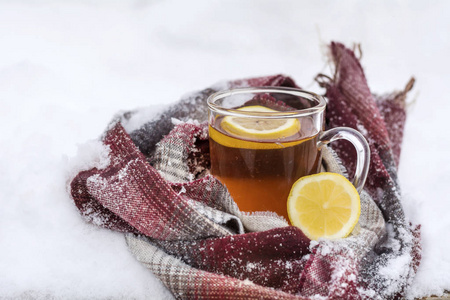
(207, 86), (326, 118)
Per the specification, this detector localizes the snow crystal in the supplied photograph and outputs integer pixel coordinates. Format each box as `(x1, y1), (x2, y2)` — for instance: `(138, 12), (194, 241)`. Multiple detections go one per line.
(171, 117), (201, 126)
(241, 279), (255, 286)
(120, 105), (168, 134)
(378, 253), (411, 281)
(285, 261), (293, 270)
(65, 139), (111, 183)
(377, 253), (413, 296)
(356, 122), (368, 136)
(246, 262), (256, 272)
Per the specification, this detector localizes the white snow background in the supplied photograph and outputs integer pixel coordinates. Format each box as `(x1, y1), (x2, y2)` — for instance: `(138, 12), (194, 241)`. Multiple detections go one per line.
(1, 0), (449, 299)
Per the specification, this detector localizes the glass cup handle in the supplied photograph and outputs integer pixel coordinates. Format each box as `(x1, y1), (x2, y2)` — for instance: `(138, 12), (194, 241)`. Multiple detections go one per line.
(318, 127), (370, 193)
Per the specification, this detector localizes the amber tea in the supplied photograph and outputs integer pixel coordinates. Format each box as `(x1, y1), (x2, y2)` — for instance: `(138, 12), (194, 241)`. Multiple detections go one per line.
(209, 119), (321, 221)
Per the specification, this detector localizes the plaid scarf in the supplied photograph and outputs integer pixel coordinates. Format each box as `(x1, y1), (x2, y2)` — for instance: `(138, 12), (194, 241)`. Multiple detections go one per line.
(70, 42), (420, 299)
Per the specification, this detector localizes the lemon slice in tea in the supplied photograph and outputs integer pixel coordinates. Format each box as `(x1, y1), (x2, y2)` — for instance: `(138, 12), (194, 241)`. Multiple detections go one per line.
(221, 105), (300, 140)
(287, 172), (361, 240)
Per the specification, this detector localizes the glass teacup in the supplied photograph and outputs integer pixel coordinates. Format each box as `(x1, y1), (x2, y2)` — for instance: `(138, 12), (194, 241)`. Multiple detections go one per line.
(207, 87), (369, 221)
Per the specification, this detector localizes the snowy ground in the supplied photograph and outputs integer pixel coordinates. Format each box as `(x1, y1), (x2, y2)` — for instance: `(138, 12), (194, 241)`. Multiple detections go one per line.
(1, 1), (449, 299)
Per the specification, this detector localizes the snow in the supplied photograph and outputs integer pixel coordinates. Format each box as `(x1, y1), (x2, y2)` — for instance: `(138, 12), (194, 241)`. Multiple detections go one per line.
(1, 0), (449, 299)
(120, 105), (168, 133)
(66, 139), (111, 177)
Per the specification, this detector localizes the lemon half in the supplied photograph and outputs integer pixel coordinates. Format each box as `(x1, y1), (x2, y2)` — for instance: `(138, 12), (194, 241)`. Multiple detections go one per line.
(287, 172), (361, 240)
(221, 105), (300, 140)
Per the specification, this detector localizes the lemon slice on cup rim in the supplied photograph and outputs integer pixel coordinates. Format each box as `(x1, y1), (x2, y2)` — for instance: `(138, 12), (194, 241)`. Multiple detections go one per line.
(220, 105), (300, 140)
(287, 172), (361, 240)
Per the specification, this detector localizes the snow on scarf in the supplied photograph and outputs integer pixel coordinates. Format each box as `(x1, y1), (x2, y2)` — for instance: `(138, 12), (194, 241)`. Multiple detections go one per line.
(69, 42), (420, 299)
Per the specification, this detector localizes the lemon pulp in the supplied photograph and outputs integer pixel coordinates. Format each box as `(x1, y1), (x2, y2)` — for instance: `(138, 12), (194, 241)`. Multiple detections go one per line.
(287, 172), (361, 240)
(221, 105), (300, 140)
